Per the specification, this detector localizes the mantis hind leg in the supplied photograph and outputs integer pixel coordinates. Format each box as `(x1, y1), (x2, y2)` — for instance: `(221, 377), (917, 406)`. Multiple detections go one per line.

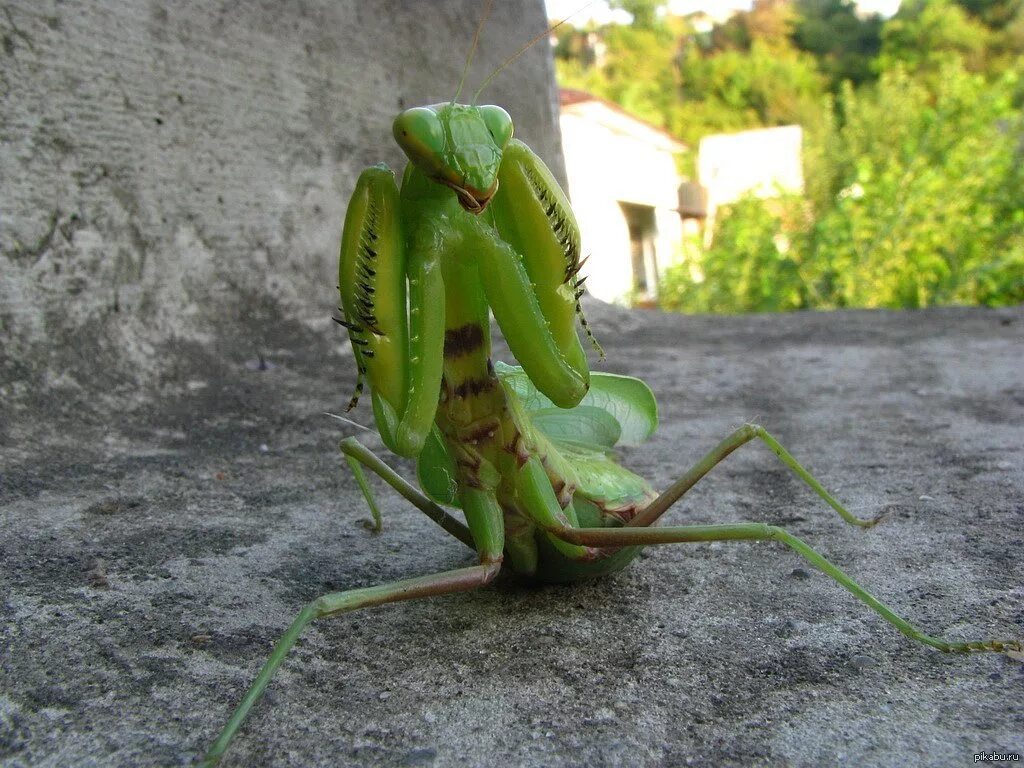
(628, 423), (881, 530)
(549, 522), (1022, 655)
(340, 436), (475, 549)
(199, 561), (501, 766)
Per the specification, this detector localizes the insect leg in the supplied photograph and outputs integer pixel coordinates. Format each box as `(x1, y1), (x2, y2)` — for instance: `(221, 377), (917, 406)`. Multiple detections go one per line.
(199, 561), (501, 766)
(340, 436), (474, 548)
(338, 166), (446, 458)
(394, 239), (446, 457)
(468, 221), (588, 409)
(547, 522), (1022, 655)
(513, 455), (594, 561)
(628, 423), (880, 530)
(489, 139), (596, 374)
(462, 138), (595, 408)
(338, 166), (409, 454)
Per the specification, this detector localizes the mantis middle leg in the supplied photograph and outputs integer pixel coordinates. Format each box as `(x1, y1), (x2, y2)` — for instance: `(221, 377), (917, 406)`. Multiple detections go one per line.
(340, 436), (474, 549)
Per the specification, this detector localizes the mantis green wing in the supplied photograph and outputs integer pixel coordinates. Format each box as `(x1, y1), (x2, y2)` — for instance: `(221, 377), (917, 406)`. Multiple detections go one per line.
(497, 362), (659, 520)
(495, 361), (658, 447)
(416, 363), (659, 514)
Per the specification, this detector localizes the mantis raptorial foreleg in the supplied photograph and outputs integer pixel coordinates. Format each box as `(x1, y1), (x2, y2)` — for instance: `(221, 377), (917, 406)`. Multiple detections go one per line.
(338, 167), (445, 459)
(199, 561), (501, 767)
(488, 138), (596, 378)
(628, 423), (882, 530)
(549, 522), (1022, 654)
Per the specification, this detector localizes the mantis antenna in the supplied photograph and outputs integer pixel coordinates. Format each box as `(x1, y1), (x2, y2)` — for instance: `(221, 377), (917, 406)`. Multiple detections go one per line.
(323, 412), (374, 434)
(471, 1), (596, 105)
(452, 0), (496, 104)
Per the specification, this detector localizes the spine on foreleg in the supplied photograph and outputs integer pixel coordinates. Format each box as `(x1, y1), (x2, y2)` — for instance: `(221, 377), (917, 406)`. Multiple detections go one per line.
(473, 142), (593, 408)
(489, 140), (599, 377)
(338, 166), (444, 458)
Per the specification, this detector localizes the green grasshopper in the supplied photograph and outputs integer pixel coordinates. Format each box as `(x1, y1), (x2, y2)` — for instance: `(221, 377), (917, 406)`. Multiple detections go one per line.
(200, 10), (1021, 765)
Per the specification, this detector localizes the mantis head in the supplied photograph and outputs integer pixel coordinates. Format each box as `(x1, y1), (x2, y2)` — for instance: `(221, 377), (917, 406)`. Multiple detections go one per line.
(393, 103), (513, 214)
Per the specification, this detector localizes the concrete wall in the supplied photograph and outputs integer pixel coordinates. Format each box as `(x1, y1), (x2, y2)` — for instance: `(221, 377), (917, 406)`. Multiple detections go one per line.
(0, 0), (561, 437)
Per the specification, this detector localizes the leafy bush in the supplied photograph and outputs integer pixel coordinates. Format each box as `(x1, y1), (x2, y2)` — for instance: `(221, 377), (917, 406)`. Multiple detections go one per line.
(660, 60), (1024, 313)
(660, 196), (810, 313)
(555, 0), (1024, 313)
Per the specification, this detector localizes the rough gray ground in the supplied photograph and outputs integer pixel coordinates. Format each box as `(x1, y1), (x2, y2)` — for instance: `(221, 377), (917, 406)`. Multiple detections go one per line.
(2, 1), (1023, 765)
(2, 303), (1023, 767)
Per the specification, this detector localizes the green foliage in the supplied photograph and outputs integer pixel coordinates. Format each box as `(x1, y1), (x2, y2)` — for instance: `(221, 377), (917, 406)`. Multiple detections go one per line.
(878, 0), (993, 75)
(660, 196), (810, 313)
(661, 62), (1024, 313)
(674, 40), (828, 146)
(792, 0), (884, 89)
(555, 16), (684, 135)
(553, 0), (1024, 314)
(608, 0), (662, 30)
(884, 0), (1024, 76)
(556, 2), (828, 148)
(710, 0), (797, 53)
(954, 0), (1023, 30)
(806, 63), (1024, 308)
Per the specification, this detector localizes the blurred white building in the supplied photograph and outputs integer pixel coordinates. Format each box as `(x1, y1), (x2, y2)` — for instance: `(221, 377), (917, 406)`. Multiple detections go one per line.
(697, 125), (804, 244)
(558, 89), (688, 305)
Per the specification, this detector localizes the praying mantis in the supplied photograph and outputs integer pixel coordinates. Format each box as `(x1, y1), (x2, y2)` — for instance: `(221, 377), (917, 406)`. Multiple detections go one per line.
(199, 7), (1022, 766)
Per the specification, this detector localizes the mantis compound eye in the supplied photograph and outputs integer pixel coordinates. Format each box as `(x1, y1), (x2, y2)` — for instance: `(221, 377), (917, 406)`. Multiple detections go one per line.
(479, 105), (513, 148)
(393, 107), (445, 162)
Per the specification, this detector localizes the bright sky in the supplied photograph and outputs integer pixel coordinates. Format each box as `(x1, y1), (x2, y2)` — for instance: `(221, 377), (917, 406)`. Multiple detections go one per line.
(545, 1), (902, 26)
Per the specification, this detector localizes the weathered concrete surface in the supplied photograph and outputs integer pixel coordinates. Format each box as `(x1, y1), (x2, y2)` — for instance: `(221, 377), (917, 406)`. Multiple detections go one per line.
(0, 0), (563, 437)
(2, 304), (1023, 767)
(2, 1), (1023, 766)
